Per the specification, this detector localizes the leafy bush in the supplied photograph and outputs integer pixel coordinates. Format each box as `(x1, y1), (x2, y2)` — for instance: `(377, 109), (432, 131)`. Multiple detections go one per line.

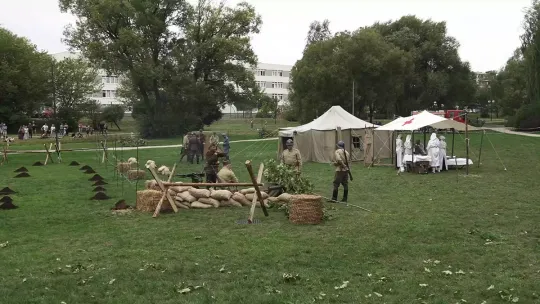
(512, 102), (540, 130)
(118, 135), (146, 147)
(263, 159), (314, 194)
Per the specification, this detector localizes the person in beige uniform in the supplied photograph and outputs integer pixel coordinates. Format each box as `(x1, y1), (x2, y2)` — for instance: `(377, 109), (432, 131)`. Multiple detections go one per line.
(217, 160), (238, 183)
(332, 141), (350, 202)
(281, 139), (302, 176)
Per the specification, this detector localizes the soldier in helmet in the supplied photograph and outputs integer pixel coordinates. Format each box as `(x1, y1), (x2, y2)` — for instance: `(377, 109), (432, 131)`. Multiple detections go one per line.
(188, 132), (200, 164)
(332, 140), (350, 202)
(280, 139), (302, 176)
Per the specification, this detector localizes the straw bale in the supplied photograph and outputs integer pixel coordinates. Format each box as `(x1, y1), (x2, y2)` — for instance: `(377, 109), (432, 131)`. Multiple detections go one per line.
(210, 189), (233, 201)
(191, 201), (212, 209)
(128, 169), (146, 180)
(198, 197), (219, 208)
(116, 162), (131, 174)
(136, 190), (172, 212)
(240, 188), (255, 195)
(188, 188), (211, 199)
(145, 180), (161, 191)
(232, 192), (251, 207)
(127, 157), (138, 164)
(177, 191), (197, 203)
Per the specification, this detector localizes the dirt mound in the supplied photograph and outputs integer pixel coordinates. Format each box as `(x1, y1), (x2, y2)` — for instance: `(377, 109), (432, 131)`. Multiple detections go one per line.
(92, 180), (108, 186)
(88, 174), (104, 181)
(0, 196), (12, 203)
(14, 167), (28, 173)
(69, 161), (80, 166)
(32, 161), (44, 166)
(0, 187), (16, 195)
(91, 192), (111, 200)
(80, 165), (92, 171)
(93, 186), (106, 192)
(14, 172), (31, 178)
(111, 199), (130, 210)
(0, 201), (18, 210)
(84, 169), (97, 174)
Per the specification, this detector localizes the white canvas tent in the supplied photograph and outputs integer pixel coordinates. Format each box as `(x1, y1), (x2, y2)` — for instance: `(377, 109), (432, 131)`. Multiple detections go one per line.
(376, 110), (480, 131)
(278, 106), (393, 163)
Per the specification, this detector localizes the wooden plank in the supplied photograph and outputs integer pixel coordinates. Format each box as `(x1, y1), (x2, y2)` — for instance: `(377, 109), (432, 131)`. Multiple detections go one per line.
(245, 160), (269, 217)
(147, 166), (178, 213)
(44, 143), (54, 165)
(248, 163), (264, 223)
(153, 163), (177, 218)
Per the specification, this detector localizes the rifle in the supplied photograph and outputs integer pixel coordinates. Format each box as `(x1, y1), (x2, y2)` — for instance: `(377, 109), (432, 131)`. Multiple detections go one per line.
(176, 172), (205, 183)
(342, 148), (353, 181)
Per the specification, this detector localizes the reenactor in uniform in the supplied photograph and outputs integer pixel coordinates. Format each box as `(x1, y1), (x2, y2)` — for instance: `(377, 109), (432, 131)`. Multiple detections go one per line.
(204, 145), (227, 183)
(188, 132), (200, 164)
(179, 133), (189, 162)
(209, 132), (219, 146)
(332, 141), (350, 202)
(198, 130), (206, 161)
(281, 139), (302, 176)
(217, 160), (238, 183)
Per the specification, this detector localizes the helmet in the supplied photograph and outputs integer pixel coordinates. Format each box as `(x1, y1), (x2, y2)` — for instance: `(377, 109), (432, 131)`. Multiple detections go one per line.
(286, 139), (294, 146)
(337, 141), (345, 148)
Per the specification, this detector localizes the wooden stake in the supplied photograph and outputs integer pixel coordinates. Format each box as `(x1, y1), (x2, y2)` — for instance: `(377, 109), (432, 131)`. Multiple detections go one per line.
(248, 163), (264, 223)
(245, 160), (269, 217)
(153, 163), (177, 218)
(147, 166), (178, 214)
(1, 142), (7, 165)
(44, 143), (54, 165)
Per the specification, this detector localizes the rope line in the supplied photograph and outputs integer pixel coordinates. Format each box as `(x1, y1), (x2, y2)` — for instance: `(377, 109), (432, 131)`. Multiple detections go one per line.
(485, 133), (508, 171)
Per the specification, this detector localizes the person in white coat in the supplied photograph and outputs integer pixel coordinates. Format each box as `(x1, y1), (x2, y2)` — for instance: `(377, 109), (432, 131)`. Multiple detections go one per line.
(395, 134), (404, 172)
(404, 135), (412, 156)
(426, 132), (440, 173)
(438, 135), (448, 171)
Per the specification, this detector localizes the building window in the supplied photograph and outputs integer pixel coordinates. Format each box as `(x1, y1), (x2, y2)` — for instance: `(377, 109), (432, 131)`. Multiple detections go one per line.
(256, 69), (266, 76)
(352, 136), (363, 149)
(257, 81), (266, 89)
(101, 90), (117, 98)
(272, 94), (284, 100)
(272, 82), (283, 89)
(102, 76), (119, 84)
(271, 70), (284, 77)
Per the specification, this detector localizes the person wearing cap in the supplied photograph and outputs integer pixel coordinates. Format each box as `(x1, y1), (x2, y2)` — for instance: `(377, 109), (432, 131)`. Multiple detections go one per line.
(222, 133), (230, 160)
(217, 160), (238, 183)
(281, 139), (302, 176)
(188, 132), (200, 164)
(198, 130), (206, 161)
(179, 132), (189, 162)
(204, 145), (227, 183)
(332, 140), (350, 202)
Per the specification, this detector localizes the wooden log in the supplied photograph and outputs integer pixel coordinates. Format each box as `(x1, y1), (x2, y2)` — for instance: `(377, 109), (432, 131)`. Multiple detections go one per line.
(248, 163), (264, 223)
(161, 182), (263, 187)
(245, 160), (269, 217)
(153, 163), (177, 218)
(44, 143), (54, 165)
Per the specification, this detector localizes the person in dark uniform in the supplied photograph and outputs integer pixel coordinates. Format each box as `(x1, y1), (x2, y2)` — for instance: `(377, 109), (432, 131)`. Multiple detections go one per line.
(198, 130), (206, 161)
(204, 145), (227, 183)
(332, 141), (350, 202)
(188, 132), (200, 164)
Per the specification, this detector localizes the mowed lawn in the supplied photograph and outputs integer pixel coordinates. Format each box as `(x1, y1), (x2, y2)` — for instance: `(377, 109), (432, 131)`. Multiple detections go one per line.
(0, 131), (539, 303)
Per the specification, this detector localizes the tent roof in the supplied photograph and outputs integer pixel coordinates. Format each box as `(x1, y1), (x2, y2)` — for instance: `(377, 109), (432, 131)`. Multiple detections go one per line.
(279, 106), (378, 136)
(375, 111), (480, 131)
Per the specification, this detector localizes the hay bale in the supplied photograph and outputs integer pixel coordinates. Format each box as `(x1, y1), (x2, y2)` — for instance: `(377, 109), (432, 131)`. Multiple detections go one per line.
(232, 192), (251, 207)
(289, 195), (323, 225)
(198, 197), (219, 208)
(191, 201), (212, 209)
(127, 169), (145, 180)
(136, 190), (172, 212)
(240, 188), (255, 195)
(116, 162), (131, 174)
(188, 188), (210, 199)
(219, 199), (243, 207)
(210, 189), (233, 201)
(177, 191), (196, 203)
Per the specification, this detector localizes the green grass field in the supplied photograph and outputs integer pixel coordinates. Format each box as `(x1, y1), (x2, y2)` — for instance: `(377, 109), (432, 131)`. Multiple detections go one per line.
(1, 129), (539, 303)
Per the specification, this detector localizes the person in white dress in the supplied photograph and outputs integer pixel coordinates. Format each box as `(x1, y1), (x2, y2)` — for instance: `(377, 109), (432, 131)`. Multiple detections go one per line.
(23, 126), (29, 140)
(404, 135), (412, 156)
(426, 132), (440, 173)
(395, 134), (404, 172)
(50, 124), (56, 137)
(438, 135), (448, 171)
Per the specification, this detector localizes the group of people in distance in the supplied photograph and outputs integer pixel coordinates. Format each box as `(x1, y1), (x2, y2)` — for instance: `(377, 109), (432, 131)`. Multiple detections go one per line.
(396, 132), (448, 173)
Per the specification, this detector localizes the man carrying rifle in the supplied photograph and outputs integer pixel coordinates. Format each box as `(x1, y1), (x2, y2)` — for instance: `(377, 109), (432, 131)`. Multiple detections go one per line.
(281, 139), (302, 177)
(332, 140), (351, 202)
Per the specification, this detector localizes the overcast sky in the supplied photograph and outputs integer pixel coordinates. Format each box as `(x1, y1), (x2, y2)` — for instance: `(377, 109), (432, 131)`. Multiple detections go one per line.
(0, 0), (532, 72)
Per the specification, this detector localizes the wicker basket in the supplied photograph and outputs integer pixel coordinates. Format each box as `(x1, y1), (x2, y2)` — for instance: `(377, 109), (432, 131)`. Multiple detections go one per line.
(135, 190), (172, 212)
(289, 194), (323, 225)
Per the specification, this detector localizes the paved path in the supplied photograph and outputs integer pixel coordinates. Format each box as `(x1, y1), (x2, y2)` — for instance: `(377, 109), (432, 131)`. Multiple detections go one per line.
(6, 137), (278, 154)
(486, 127), (540, 138)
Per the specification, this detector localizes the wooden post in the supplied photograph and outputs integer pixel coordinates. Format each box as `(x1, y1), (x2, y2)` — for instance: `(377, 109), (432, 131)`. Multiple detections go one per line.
(44, 143), (54, 165)
(245, 160), (269, 217)
(1, 142), (8, 165)
(465, 113), (469, 175)
(248, 163), (264, 223)
(477, 129), (484, 168)
(153, 163), (177, 218)
(101, 141), (107, 163)
(147, 166), (178, 213)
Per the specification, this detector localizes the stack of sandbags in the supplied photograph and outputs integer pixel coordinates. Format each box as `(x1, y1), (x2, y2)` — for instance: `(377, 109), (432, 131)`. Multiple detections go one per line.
(164, 186), (270, 209)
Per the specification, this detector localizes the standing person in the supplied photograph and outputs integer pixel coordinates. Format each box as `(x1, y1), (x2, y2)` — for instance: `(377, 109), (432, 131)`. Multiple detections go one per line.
(64, 123), (68, 136)
(396, 134), (404, 172)
(250, 120), (254, 129)
(50, 124), (56, 137)
(179, 133), (189, 162)
(204, 145), (226, 183)
(280, 139), (302, 176)
(31, 121), (37, 137)
(42, 123), (49, 137)
(28, 121), (33, 138)
(438, 135), (448, 171)
(188, 132), (200, 164)
(332, 141), (350, 202)
(426, 133), (440, 173)
(222, 133), (230, 160)
(404, 135), (412, 156)
(217, 160), (238, 183)
(23, 125), (29, 140)
(198, 130), (206, 161)
(78, 122), (83, 134)
(209, 132), (219, 146)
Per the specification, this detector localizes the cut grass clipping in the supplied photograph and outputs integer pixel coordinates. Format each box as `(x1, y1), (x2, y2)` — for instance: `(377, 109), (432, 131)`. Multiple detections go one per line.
(93, 186), (106, 192)
(88, 174), (104, 181)
(0, 187), (16, 195)
(90, 192), (111, 200)
(14, 167), (28, 173)
(92, 180), (108, 186)
(69, 161), (80, 166)
(14, 172), (31, 178)
(32, 161), (44, 166)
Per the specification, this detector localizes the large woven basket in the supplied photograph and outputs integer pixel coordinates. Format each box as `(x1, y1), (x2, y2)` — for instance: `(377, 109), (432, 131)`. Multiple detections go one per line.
(289, 194), (323, 225)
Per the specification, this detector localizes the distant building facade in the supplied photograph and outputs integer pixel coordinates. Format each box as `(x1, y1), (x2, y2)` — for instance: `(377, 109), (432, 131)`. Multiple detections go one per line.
(474, 71), (496, 89)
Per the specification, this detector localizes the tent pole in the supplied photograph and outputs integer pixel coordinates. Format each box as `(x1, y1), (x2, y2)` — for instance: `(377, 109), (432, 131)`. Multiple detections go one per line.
(423, 128), (426, 148)
(465, 112), (469, 175)
(477, 129), (485, 168)
(392, 131), (395, 166)
(411, 130), (415, 164)
(451, 128), (455, 158)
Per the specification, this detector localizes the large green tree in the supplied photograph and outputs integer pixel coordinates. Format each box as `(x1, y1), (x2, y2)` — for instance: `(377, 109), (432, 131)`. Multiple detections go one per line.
(0, 27), (51, 127)
(60, 0), (262, 138)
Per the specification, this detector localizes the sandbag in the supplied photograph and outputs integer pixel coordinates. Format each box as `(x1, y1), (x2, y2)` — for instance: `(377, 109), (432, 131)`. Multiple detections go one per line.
(174, 195), (184, 202)
(232, 192), (251, 207)
(178, 191), (197, 203)
(240, 187), (255, 195)
(170, 186), (192, 193)
(191, 201), (212, 209)
(277, 193), (293, 202)
(198, 197), (220, 208)
(220, 199), (243, 207)
(189, 188), (211, 199)
(267, 197), (280, 203)
(174, 201), (190, 209)
(167, 189), (176, 196)
(211, 189), (233, 201)
(246, 191), (269, 201)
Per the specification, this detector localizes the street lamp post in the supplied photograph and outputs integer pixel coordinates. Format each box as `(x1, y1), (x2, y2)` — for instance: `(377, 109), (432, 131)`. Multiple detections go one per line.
(487, 100), (495, 121)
